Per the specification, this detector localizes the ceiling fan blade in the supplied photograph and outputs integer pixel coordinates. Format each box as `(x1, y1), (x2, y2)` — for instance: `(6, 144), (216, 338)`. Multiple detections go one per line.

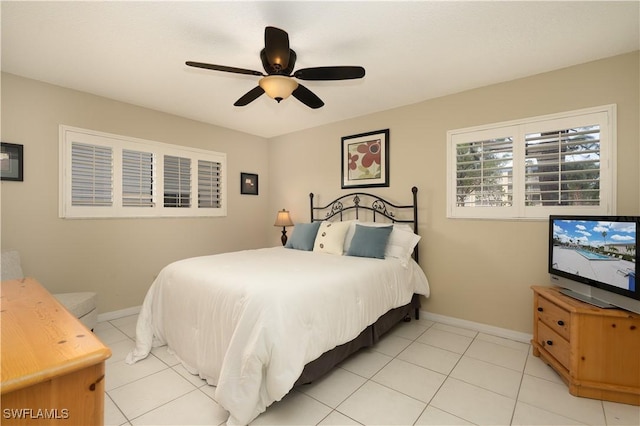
(264, 26), (290, 71)
(234, 86), (265, 106)
(292, 84), (324, 109)
(293, 66), (365, 81)
(186, 61), (263, 77)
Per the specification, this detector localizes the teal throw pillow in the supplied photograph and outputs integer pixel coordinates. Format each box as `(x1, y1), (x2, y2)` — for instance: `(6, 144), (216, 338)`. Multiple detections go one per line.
(285, 221), (322, 251)
(346, 225), (393, 259)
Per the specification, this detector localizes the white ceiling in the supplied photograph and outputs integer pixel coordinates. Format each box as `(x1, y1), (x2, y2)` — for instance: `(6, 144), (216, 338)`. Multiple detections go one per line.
(2, 1), (638, 138)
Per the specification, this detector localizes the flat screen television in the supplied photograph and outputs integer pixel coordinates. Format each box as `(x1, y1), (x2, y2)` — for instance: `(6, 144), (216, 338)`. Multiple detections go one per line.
(548, 215), (640, 314)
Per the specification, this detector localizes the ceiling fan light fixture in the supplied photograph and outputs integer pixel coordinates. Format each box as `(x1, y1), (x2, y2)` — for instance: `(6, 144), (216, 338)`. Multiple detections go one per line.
(186, 27), (364, 108)
(259, 75), (298, 103)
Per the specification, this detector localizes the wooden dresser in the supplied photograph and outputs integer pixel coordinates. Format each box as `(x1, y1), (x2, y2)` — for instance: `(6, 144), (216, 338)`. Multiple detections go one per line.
(1, 278), (111, 425)
(531, 285), (640, 406)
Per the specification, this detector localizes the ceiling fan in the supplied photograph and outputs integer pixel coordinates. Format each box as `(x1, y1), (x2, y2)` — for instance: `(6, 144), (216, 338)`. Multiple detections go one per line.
(186, 26), (366, 109)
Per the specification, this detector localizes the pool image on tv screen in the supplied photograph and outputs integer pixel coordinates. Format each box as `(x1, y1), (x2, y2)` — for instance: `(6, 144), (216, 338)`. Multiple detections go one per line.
(551, 219), (636, 291)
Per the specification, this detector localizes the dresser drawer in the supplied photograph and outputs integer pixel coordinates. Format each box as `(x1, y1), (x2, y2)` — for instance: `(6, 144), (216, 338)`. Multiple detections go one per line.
(536, 296), (571, 341)
(537, 320), (570, 369)
(532, 285), (640, 406)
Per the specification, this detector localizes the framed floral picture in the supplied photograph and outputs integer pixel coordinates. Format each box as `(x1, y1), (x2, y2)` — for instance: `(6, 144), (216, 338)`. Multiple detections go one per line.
(341, 129), (389, 189)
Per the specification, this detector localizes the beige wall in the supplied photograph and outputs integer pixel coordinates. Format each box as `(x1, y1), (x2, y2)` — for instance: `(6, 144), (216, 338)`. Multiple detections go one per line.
(268, 51), (640, 334)
(2, 52), (638, 332)
(1, 73), (270, 313)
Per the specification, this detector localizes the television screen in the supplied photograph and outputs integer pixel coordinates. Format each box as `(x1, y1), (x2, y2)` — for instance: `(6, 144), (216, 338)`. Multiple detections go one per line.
(549, 216), (638, 304)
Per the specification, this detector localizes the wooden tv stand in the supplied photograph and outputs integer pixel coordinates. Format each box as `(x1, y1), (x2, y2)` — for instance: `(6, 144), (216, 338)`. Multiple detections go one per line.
(1, 278), (112, 424)
(531, 285), (640, 406)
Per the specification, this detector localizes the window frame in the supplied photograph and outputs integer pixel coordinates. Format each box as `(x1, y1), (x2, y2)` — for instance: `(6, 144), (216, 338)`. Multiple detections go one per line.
(59, 125), (227, 219)
(446, 105), (616, 220)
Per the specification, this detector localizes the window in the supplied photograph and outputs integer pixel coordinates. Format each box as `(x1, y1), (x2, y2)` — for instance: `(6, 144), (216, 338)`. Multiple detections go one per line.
(122, 149), (154, 207)
(60, 126), (227, 218)
(447, 105), (616, 219)
(198, 160), (222, 208)
(71, 142), (113, 207)
(163, 155), (191, 208)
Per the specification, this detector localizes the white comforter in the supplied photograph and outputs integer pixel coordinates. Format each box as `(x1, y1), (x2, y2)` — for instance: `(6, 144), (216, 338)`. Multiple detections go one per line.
(126, 247), (429, 425)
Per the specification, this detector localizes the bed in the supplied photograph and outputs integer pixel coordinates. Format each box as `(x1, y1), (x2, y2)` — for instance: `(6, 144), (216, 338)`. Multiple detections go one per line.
(126, 187), (429, 425)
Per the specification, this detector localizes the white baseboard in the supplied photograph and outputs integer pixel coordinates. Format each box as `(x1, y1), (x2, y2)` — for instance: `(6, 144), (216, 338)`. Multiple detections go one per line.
(98, 305), (141, 322)
(420, 310), (533, 344)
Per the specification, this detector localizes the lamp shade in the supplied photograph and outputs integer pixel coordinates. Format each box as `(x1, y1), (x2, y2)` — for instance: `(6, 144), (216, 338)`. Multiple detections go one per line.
(274, 209), (294, 227)
(259, 76), (298, 102)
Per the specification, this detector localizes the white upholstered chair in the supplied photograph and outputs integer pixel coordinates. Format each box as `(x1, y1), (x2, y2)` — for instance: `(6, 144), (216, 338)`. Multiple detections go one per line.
(0, 250), (97, 331)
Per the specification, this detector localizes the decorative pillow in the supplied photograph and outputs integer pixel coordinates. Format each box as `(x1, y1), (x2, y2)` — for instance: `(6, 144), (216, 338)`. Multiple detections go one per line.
(342, 220), (360, 253)
(385, 225), (421, 264)
(346, 225), (393, 259)
(313, 221), (352, 255)
(344, 222), (420, 264)
(284, 221), (321, 251)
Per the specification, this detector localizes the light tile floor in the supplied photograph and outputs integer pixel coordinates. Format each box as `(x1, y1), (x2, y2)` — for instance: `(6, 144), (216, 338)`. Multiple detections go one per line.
(98, 315), (640, 426)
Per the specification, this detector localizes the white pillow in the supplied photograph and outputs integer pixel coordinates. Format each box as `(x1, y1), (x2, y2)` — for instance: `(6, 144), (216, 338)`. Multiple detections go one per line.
(344, 222), (420, 264)
(343, 219), (360, 253)
(313, 221), (353, 255)
(386, 225), (421, 264)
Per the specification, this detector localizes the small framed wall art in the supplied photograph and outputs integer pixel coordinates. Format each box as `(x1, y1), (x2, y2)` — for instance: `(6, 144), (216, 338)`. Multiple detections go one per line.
(1, 142), (24, 181)
(341, 129), (389, 189)
(241, 172), (259, 195)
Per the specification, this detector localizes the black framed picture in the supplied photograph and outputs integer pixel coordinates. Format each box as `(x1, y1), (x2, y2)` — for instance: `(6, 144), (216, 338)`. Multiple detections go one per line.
(1, 142), (24, 181)
(341, 129), (389, 189)
(241, 172), (259, 195)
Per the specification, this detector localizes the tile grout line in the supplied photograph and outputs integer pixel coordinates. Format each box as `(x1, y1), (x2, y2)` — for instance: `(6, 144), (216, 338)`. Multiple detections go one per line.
(418, 328), (483, 426)
(103, 317), (625, 426)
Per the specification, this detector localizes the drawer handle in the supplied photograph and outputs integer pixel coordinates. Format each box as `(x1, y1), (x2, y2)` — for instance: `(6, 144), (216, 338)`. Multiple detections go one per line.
(546, 340), (553, 346)
(557, 320), (565, 326)
(89, 374), (105, 391)
(537, 307), (543, 312)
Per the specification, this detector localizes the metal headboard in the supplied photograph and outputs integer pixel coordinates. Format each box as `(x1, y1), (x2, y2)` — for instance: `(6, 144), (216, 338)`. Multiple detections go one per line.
(309, 187), (419, 263)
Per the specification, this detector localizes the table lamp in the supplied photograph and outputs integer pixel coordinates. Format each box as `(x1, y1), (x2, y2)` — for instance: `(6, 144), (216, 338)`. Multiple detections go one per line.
(274, 209), (294, 246)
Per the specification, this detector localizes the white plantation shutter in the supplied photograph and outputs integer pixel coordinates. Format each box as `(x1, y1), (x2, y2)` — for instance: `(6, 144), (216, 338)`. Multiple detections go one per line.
(455, 137), (514, 208)
(447, 105), (615, 219)
(122, 149), (154, 207)
(524, 126), (600, 207)
(198, 160), (221, 208)
(71, 142), (113, 206)
(60, 126), (226, 218)
(163, 155), (191, 208)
